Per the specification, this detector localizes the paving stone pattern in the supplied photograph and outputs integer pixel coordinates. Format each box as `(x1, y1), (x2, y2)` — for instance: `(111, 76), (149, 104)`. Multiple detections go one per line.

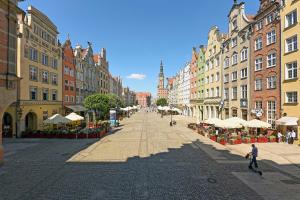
(0, 112), (289, 200)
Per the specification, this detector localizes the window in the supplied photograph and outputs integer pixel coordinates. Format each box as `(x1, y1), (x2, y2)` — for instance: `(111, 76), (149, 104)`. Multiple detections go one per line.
(286, 35), (298, 53)
(267, 53), (276, 67)
(255, 58), (263, 71)
(29, 48), (38, 61)
(232, 37), (237, 47)
(210, 88), (214, 98)
(256, 20), (263, 30)
(65, 80), (69, 90)
(224, 74), (229, 83)
(206, 76), (209, 84)
(231, 71), (237, 81)
(70, 69), (74, 77)
(267, 30), (276, 45)
(29, 66), (38, 81)
(267, 76), (277, 89)
(42, 54), (49, 66)
(216, 72), (220, 82)
(232, 87), (237, 100)
(286, 62), (297, 79)
(255, 79), (262, 91)
(255, 101), (262, 109)
(232, 19), (237, 30)
(240, 68), (248, 79)
(286, 92), (298, 103)
(241, 85), (247, 99)
(216, 87), (220, 97)
(52, 90), (57, 101)
(69, 81), (74, 91)
(206, 89), (209, 98)
(52, 59), (58, 69)
(241, 48), (248, 61)
(224, 57), (230, 68)
(52, 73), (57, 85)
(215, 57), (220, 67)
(285, 10), (297, 28)
(43, 89), (49, 101)
(210, 75), (214, 83)
(232, 53), (238, 65)
(224, 88), (229, 100)
(232, 109), (238, 117)
(65, 95), (69, 102)
(64, 66), (69, 75)
(267, 101), (276, 129)
(42, 71), (49, 83)
(30, 87), (37, 100)
(255, 37), (262, 50)
(266, 13), (274, 24)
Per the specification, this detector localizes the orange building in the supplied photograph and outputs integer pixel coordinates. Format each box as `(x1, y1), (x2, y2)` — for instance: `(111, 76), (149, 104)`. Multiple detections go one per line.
(62, 39), (76, 112)
(136, 92), (151, 108)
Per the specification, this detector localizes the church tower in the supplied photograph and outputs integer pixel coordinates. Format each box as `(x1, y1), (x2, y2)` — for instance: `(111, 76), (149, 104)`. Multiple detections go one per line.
(158, 60), (165, 89)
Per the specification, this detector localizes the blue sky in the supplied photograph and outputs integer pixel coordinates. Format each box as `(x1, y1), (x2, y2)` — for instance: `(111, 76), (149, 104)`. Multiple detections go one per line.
(19, 0), (259, 96)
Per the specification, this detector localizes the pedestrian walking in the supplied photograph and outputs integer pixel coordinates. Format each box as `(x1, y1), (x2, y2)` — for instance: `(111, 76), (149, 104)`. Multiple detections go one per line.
(286, 130), (291, 144)
(248, 144), (258, 169)
(291, 130), (296, 144)
(277, 131), (282, 143)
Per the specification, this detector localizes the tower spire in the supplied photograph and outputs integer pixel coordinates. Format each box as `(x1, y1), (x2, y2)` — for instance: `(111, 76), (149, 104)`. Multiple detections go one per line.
(160, 60), (164, 74)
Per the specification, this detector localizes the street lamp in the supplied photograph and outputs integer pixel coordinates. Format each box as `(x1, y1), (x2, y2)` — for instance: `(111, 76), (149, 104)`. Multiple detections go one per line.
(170, 104), (173, 126)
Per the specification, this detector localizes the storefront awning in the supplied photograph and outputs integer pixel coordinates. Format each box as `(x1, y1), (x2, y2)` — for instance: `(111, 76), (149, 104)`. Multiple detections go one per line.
(276, 117), (299, 126)
(65, 105), (87, 112)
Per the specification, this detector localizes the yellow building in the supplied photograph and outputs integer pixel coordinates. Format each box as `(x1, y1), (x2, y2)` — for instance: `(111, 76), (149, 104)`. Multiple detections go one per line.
(203, 26), (225, 120)
(280, 0), (300, 139)
(5, 6), (62, 137)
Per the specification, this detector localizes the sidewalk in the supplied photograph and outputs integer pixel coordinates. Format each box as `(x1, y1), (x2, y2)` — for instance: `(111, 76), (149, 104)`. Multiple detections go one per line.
(174, 115), (300, 179)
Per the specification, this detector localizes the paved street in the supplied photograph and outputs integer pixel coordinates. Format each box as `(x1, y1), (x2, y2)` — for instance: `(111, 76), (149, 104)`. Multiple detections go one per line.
(1, 111), (300, 200)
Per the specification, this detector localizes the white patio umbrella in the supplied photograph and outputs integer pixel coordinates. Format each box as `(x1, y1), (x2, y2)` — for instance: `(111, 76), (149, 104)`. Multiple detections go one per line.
(43, 114), (71, 125)
(65, 112), (84, 121)
(204, 118), (223, 125)
(246, 119), (271, 128)
(276, 117), (299, 126)
(162, 106), (170, 111)
(224, 117), (248, 127)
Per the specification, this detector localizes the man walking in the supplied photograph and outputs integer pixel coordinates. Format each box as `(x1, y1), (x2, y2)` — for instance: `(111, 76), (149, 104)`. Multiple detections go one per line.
(291, 130), (296, 144)
(249, 144), (258, 169)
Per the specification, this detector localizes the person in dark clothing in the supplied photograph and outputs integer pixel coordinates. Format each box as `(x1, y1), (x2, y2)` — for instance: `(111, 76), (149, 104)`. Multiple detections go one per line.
(249, 144), (258, 169)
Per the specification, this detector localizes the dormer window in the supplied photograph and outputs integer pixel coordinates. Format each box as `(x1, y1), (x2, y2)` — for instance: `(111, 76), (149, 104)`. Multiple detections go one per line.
(232, 19), (237, 30)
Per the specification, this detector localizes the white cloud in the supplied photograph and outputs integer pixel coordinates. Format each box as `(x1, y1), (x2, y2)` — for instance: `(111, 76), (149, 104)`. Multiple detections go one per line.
(127, 73), (146, 80)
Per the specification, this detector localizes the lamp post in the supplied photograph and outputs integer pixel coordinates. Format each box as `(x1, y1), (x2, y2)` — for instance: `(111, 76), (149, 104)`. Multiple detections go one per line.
(170, 104), (173, 126)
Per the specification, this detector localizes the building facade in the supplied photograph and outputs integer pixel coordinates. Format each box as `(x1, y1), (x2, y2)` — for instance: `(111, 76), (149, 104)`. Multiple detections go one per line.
(157, 61), (168, 99)
(136, 92), (151, 108)
(94, 48), (109, 94)
(190, 47), (199, 118)
(7, 5), (63, 137)
(280, 0), (300, 137)
(250, 0), (281, 128)
(222, 1), (253, 120)
(182, 62), (191, 116)
(109, 74), (122, 98)
(73, 45), (84, 105)
(62, 38), (76, 112)
(197, 46), (206, 121)
(122, 87), (136, 106)
(204, 26), (224, 120)
(0, 0), (24, 163)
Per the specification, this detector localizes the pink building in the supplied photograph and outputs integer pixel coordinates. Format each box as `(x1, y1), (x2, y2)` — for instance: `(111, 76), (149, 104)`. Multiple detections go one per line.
(136, 92), (151, 108)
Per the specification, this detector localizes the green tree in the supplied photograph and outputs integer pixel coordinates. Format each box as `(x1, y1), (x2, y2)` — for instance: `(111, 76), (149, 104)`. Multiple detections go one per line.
(83, 93), (125, 120)
(156, 98), (168, 106)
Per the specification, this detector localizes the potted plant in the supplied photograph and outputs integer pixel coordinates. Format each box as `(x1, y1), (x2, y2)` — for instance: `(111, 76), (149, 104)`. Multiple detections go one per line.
(217, 136), (227, 145)
(209, 133), (217, 142)
(257, 134), (268, 143)
(268, 135), (277, 143)
(242, 136), (251, 144)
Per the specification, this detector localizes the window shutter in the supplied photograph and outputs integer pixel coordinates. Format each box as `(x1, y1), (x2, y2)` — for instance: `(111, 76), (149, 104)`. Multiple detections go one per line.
(38, 51), (42, 63)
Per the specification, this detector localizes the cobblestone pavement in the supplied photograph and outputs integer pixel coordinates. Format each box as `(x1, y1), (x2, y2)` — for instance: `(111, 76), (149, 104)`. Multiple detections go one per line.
(0, 112), (299, 200)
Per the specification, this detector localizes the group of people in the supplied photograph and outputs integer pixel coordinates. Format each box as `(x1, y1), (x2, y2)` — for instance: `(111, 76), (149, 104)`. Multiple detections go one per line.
(277, 130), (297, 144)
